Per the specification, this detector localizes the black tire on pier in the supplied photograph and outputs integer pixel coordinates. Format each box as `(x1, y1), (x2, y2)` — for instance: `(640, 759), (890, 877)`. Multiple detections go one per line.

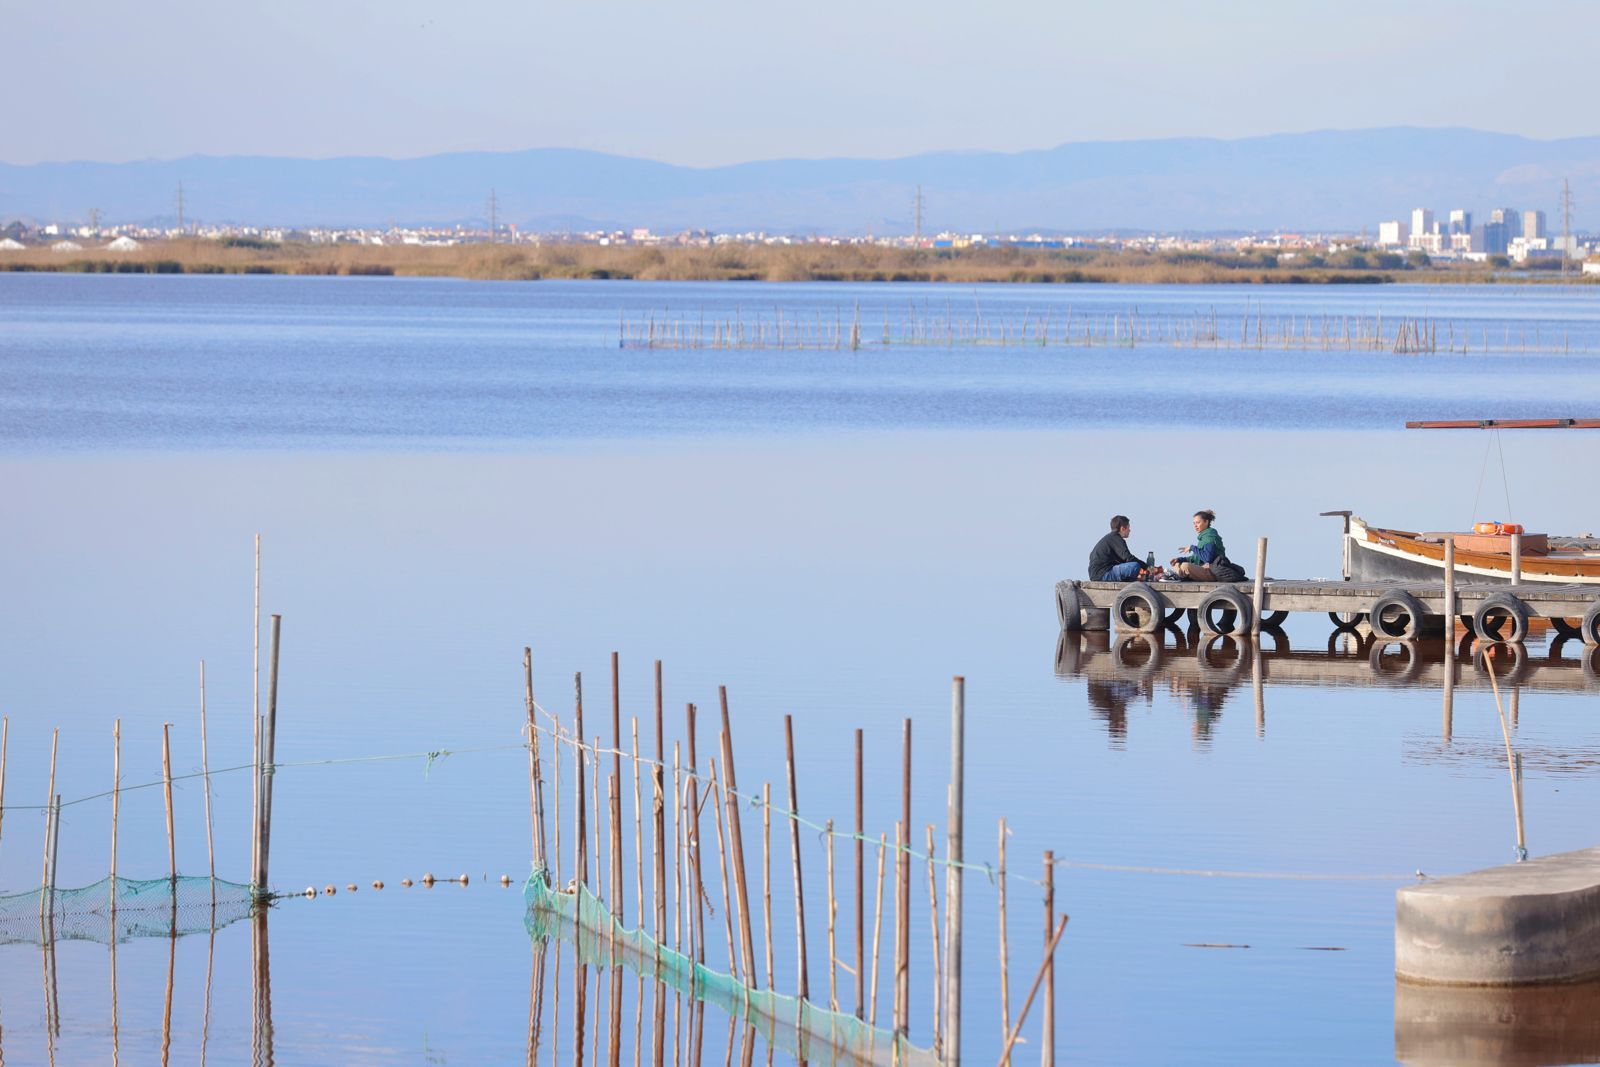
(1328, 610), (1365, 630)
(1473, 595), (1530, 644)
(1057, 582), (1086, 631)
(1583, 600), (1600, 647)
(1199, 587), (1253, 636)
(1112, 582), (1166, 634)
(1371, 590), (1427, 641)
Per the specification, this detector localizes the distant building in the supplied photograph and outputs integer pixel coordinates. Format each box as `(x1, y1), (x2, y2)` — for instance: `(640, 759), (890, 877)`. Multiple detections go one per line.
(1471, 222), (1509, 254)
(0, 237), (24, 251)
(105, 236), (141, 251)
(1378, 220), (1408, 247)
(1410, 208), (1435, 238)
(1523, 210), (1547, 240)
(1583, 259), (1600, 276)
(1490, 208), (1521, 236)
(1448, 209), (1472, 235)
(50, 240), (83, 252)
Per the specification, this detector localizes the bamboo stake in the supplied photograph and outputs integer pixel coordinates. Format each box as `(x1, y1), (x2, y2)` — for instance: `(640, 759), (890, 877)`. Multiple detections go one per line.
(687, 703), (705, 964)
(762, 782), (774, 989)
(163, 723), (177, 885)
(826, 818), (838, 1011)
(998, 818), (1011, 1054)
(110, 719), (120, 914)
(633, 718), (644, 927)
(592, 738), (604, 905)
(1041, 853), (1055, 1067)
(926, 824), (942, 1055)
(673, 743), (683, 953)
(200, 661), (216, 906)
(553, 711), (564, 889)
(0, 716), (6, 870)
(784, 715), (810, 1002)
(870, 832), (886, 1027)
(891, 820), (904, 1035)
(944, 677), (965, 1061)
(996, 916), (1070, 1067)
(897, 718), (912, 1037)
(576, 673), (588, 888)
(854, 728), (865, 1022)
(43, 728), (58, 899)
(719, 688), (758, 989)
(251, 533), (260, 885)
(1484, 650), (1528, 860)
(654, 661), (666, 944)
(526, 648), (547, 873)
(611, 652), (624, 923)
(710, 755), (738, 977)
(256, 615), (282, 893)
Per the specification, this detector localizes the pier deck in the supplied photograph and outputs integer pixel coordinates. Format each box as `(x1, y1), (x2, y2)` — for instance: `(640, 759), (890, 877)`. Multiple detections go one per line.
(1056, 578), (1600, 645)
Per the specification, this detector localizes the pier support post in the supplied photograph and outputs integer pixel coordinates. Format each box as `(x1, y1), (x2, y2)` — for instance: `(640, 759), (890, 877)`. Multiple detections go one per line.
(1511, 533), (1523, 585)
(1443, 539), (1457, 635)
(943, 676), (965, 1065)
(1250, 538), (1268, 637)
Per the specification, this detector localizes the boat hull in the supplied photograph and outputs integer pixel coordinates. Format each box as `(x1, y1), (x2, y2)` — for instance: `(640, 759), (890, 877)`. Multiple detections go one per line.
(1348, 518), (1600, 587)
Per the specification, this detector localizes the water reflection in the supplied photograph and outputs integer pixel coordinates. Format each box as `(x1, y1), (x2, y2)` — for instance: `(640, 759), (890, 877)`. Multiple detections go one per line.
(1056, 625), (1600, 748)
(1395, 979), (1600, 1066)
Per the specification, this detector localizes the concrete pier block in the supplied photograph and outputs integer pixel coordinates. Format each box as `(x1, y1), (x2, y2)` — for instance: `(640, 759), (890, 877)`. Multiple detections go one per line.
(1397, 846), (1600, 986)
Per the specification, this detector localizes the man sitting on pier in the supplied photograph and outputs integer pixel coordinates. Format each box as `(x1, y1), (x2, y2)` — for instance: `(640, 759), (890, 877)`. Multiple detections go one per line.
(1088, 515), (1157, 582)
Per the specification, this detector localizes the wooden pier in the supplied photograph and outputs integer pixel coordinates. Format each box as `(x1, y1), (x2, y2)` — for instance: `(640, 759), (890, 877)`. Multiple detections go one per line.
(1057, 577), (1600, 645)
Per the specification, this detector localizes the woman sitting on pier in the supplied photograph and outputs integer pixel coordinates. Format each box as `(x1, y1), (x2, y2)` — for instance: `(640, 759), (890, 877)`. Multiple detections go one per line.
(1170, 509), (1225, 580)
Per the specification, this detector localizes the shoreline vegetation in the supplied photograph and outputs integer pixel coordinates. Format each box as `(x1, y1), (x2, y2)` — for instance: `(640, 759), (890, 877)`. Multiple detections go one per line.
(0, 238), (1592, 285)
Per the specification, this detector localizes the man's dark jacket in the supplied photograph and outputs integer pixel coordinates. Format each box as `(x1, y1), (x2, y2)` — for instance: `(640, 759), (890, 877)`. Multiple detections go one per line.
(1088, 531), (1140, 581)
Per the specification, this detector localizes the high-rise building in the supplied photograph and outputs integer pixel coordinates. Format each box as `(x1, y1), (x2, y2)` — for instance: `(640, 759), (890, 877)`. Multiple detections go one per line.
(1472, 222), (1508, 254)
(1490, 207), (1521, 235)
(1449, 209), (1472, 235)
(1378, 220), (1408, 247)
(1411, 208), (1435, 237)
(1524, 210), (1547, 239)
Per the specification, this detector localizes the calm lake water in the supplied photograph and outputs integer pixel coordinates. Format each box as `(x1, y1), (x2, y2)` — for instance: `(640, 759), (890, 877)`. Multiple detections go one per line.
(2, 274), (1600, 1065)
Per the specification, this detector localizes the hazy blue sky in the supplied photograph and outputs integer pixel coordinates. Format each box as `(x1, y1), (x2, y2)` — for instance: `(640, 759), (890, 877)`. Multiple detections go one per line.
(9, 0), (1597, 166)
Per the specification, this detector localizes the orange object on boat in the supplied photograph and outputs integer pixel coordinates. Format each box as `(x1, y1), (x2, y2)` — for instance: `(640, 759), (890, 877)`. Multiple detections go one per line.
(1474, 521), (1499, 535)
(1499, 523), (1525, 535)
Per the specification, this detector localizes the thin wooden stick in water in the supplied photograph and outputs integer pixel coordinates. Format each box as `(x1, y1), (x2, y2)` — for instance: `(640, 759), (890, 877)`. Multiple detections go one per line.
(762, 782), (774, 989)
(686, 703), (705, 964)
(43, 728), (58, 901)
(525, 648), (547, 872)
(0, 716), (7, 869)
(673, 742), (683, 953)
(592, 739), (604, 903)
(251, 533), (260, 884)
(998, 817), (1011, 1053)
(1484, 650), (1528, 858)
(163, 723), (177, 885)
(854, 728), (864, 1021)
(553, 713), (564, 888)
(575, 673), (588, 888)
(200, 661), (216, 907)
(784, 714), (810, 1002)
(869, 831), (887, 1028)
(926, 824), (942, 1055)
(110, 720), (120, 914)
(654, 661), (666, 943)
(1041, 851), (1055, 1067)
(611, 652), (624, 924)
(996, 916), (1070, 1067)
(826, 819), (838, 1012)
(718, 690), (758, 989)
(897, 719), (912, 1037)
(633, 718), (644, 926)
(709, 756), (738, 977)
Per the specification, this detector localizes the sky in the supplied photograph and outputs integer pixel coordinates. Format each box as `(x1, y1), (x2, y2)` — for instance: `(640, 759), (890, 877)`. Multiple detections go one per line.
(7, 0), (1599, 167)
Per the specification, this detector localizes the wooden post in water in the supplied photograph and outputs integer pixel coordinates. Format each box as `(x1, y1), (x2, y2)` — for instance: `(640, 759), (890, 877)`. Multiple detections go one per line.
(854, 728), (865, 1021)
(1041, 853), (1055, 1067)
(997, 916), (1070, 1067)
(1443, 539), (1457, 633)
(251, 534), (261, 889)
(110, 720), (120, 913)
(784, 714), (810, 1002)
(826, 818), (839, 1010)
(943, 677), (965, 1062)
(525, 648), (547, 873)
(718, 688), (757, 989)
(1511, 533), (1523, 585)
(200, 661), (216, 906)
(869, 831), (888, 1026)
(687, 703), (705, 964)
(611, 653), (624, 924)
(254, 615), (282, 893)
(575, 673), (588, 889)
(163, 723), (177, 886)
(0, 716), (7, 870)
(709, 756), (738, 977)
(897, 718), (912, 1039)
(997, 818), (1010, 1058)
(654, 661), (666, 943)
(762, 782), (774, 989)
(925, 824), (942, 1054)
(1251, 538), (1268, 637)
(633, 718), (644, 928)
(42, 728), (58, 915)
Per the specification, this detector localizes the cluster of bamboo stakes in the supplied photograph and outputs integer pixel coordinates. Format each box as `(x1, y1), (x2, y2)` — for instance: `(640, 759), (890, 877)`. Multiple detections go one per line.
(618, 304), (1590, 356)
(521, 651), (1067, 1065)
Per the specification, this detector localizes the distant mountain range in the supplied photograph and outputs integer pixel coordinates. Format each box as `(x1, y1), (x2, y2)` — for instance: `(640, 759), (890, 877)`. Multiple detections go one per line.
(3, 128), (1598, 234)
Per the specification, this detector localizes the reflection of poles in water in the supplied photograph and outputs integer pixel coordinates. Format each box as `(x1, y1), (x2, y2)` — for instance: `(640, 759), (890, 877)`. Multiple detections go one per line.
(527, 940), (547, 1067)
(162, 928), (176, 1067)
(574, 955), (589, 1067)
(110, 907), (120, 1067)
(43, 923), (59, 1066)
(251, 908), (274, 1067)
(1442, 639), (1456, 743)
(1484, 650), (1528, 861)
(1251, 638), (1265, 738)
(202, 925), (216, 1067)
(609, 962), (623, 1067)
